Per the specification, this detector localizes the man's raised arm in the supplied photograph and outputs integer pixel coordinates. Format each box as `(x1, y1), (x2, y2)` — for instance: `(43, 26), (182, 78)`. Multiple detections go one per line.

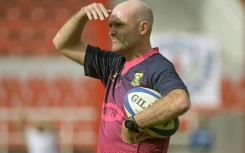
(53, 3), (111, 65)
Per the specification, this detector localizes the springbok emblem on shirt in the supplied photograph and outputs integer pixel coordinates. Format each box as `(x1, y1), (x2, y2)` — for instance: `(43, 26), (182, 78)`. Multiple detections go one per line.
(131, 73), (143, 87)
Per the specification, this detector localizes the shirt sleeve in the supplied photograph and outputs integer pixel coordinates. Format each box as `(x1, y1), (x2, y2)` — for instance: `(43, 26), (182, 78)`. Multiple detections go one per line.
(149, 54), (189, 96)
(84, 44), (123, 86)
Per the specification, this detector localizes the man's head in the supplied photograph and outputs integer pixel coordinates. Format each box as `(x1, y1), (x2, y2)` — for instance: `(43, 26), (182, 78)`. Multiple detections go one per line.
(109, 0), (153, 55)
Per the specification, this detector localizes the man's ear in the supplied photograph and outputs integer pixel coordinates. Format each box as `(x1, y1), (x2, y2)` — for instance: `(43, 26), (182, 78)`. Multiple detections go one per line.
(139, 21), (149, 35)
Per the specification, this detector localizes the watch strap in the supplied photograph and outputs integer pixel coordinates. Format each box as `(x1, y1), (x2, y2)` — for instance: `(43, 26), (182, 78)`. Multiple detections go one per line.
(130, 116), (143, 132)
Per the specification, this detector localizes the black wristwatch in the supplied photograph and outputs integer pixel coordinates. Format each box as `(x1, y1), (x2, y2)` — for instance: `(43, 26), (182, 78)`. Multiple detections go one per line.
(124, 116), (141, 132)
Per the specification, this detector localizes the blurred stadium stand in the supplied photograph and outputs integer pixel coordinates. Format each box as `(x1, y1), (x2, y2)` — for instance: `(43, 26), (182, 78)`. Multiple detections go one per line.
(0, 74), (102, 153)
(0, 0), (108, 57)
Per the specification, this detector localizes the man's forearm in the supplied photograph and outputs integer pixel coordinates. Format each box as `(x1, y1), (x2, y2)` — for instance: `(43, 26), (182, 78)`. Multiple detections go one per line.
(134, 89), (191, 128)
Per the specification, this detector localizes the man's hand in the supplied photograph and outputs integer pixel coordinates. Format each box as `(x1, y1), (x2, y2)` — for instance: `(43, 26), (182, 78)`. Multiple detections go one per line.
(121, 122), (151, 144)
(82, 3), (112, 20)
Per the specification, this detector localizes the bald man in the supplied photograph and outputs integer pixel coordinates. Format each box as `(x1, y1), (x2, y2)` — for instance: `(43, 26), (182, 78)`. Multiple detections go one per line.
(53, 0), (191, 152)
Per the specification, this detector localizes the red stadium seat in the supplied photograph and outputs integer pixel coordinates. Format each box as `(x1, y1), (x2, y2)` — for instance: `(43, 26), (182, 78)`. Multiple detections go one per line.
(52, 75), (75, 96)
(47, 85), (63, 107)
(0, 76), (25, 108)
(24, 75), (50, 107)
(5, 7), (22, 24)
(54, 8), (71, 24)
(0, 88), (8, 108)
